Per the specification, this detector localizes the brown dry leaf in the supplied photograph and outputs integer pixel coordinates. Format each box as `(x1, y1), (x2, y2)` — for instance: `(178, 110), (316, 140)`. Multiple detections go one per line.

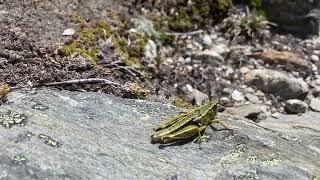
(246, 50), (310, 69)
(0, 83), (10, 99)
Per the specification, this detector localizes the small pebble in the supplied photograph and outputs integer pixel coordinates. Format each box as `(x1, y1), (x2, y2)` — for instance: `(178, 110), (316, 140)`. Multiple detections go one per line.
(202, 34), (212, 47)
(220, 97), (230, 104)
(178, 57), (184, 62)
(185, 84), (193, 92)
(310, 98), (320, 112)
(245, 94), (260, 104)
(285, 99), (308, 114)
(271, 112), (281, 119)
(62, 28), (75, 36)
(313, 50), (320, 55)
(185, 57), (191, 63)
(166, 58), (174, 64)
(240, 67), (250, 74)
(231, 90), (245, 102)
(310, 55), (319, 62)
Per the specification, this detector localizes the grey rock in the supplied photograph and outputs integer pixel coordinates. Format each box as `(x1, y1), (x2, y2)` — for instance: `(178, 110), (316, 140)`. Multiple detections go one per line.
(201, 34), (212, 47)
(245, 94), (260, 104)
(131, 16), (161, 45)
(245, 69), (309, 100)
(310, 98), (320, 112)
(0, 89), (319, 179)
(186, 89), (209, 106)
(310, 79), (320, 96)
(144, 39), (157, 61)
(310, 55), (320, 62)
(285, 99), (308, 114)
(262, 0), (320, 36)
(226, 103), (262, 120)
(192, 44), (229, 64)
(261, 111), (320, 156)
(313, 50), (320, 56)
(239, 66), (250, 74)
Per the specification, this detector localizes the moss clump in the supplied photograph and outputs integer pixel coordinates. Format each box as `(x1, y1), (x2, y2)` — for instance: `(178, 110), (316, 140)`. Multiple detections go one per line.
(61, 17), (148, 69)
(247, 0), (262, 9)
(313, 176), (320, 180)
(112, 32), (147, 69)
(123, 82), (150, 99)
(61, 41), (99, 65)
(60, 20), (113, 65)
(159, 0), (232, 32)
(240, 12), (267, 38)
(0, 83), (10, 99)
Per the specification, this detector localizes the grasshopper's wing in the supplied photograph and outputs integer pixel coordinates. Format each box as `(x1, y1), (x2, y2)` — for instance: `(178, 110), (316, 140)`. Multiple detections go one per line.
(153, 112), (189, 131)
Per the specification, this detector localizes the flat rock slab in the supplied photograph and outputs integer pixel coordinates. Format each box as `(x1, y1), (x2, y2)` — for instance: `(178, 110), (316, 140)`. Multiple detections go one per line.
(261, 111), (320, 151)
(0, 89), (319, 179)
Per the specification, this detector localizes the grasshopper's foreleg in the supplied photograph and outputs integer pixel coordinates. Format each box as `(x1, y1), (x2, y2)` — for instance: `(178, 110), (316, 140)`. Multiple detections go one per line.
(209, 119), (229, 130)
(192, 125), (208, 144)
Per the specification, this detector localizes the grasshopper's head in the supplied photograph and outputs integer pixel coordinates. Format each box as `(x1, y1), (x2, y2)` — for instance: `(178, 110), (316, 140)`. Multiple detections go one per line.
(200, 101), (218, 122)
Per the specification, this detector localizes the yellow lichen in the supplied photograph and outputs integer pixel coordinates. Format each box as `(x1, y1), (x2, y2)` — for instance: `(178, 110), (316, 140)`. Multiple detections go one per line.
(173, 97), (194, 109)
(0, 83), (10, 99)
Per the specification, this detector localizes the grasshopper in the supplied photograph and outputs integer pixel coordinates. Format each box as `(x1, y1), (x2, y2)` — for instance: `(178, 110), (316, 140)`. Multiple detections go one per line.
(151, 101), (226, 144)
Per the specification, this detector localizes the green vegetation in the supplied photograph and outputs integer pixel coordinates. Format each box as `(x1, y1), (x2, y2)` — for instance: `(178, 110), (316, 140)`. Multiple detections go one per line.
(313, 176), (320, 180)
(240, 12), (267, 38)
(60, 20), (112, 65)
(154, 0), (232, 32)
(60, 16), (148, 69)
(124, 82), (150, 99)
(247, 0), (263, 9)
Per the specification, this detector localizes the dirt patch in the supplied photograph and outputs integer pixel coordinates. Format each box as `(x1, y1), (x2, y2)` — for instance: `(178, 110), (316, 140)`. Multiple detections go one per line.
(0, 0), (133, 96)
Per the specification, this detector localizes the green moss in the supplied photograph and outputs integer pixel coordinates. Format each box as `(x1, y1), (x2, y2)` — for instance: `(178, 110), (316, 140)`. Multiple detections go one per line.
(248, 0), (262, 9)
(95, 21), (113, 38)
(61, 41), (99, 65)
(61, 17), (148, 69)
(72, 15), (87, 26)
(78, 28), (95, 44)
(168, 7), (193, 31)
(240, 12), (267, 38)
(112, 33), (145, 69)
(157, 0), (232, 32)
(313, 176), (320, 180)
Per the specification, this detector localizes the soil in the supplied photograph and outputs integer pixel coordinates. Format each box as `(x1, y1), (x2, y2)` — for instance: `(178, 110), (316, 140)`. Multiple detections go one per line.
(0, 0), (318, 114)
(0, 0), (126, 94)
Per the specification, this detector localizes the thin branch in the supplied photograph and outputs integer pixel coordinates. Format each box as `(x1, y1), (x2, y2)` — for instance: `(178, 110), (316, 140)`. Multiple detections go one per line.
(10, 78), (121, 90)
(164, 30), (204, 36)
(44, 78), (121, 86)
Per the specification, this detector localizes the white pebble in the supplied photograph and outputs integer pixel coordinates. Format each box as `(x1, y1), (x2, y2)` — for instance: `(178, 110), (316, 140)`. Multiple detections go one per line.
(310, 55), (319, 62)
(231, 90), (245, 102)
(62, 28), (75, 36)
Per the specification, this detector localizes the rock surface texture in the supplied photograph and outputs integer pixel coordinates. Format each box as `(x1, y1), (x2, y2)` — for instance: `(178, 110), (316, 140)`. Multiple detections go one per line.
(0, 89), (319, 179)
(262, 0), (320, 36)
